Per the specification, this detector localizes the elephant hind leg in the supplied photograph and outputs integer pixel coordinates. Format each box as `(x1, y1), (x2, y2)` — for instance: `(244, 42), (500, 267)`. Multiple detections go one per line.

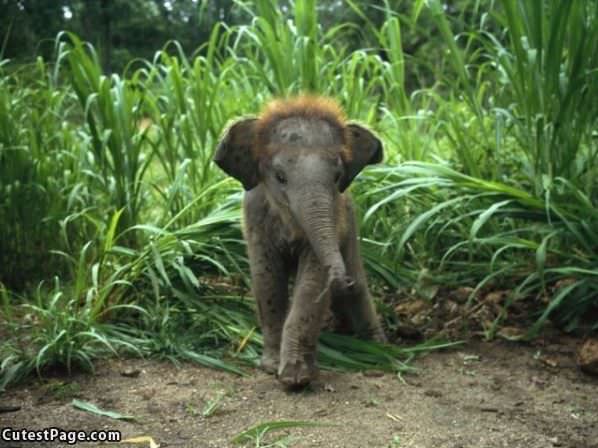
(331, 206), (387, 343)
(330, 283), (387, 343)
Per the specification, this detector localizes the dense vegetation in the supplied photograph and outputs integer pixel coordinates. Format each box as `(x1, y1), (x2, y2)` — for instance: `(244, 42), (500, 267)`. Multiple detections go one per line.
(1, 0), (597, 390)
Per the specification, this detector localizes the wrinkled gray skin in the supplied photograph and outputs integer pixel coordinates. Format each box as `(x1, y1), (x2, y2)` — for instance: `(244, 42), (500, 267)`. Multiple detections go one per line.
(214, 115), (387, 387)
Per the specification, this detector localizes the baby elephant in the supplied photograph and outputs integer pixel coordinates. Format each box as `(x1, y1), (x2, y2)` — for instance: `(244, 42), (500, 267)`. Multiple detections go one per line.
(214, 96), (387, 387)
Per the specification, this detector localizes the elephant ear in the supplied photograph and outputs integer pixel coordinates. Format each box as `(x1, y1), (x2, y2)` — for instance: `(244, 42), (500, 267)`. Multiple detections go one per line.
(340, 123), (383, 192)
(214, 118), (259, 191)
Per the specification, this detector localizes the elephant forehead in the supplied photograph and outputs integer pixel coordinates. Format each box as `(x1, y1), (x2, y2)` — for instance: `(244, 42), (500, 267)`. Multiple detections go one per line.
(269, 117), (343, 148)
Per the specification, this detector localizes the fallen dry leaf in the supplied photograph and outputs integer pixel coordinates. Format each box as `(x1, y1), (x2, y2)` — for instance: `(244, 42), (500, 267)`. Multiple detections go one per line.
(121, 436), (159, 448)
(484, 290), (509, 304)
(394, 299), (430, 316)
(540, 356), (559, 368)
(452, 286), (475, 303)
(497, 326), (526, 340)
(386, 412), (402, 422)
(577, 338), (598, 376)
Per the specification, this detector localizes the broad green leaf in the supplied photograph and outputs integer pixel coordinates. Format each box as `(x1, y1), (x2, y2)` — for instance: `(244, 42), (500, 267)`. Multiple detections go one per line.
(72, 399), (136, 421)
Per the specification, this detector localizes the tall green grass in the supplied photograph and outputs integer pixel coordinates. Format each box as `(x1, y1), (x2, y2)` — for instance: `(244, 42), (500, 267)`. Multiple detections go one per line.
(0, 58), (88, 289)
(385, 0), (598, 335)
(496, 1), (598, 192)
(1, 0), (597, 390)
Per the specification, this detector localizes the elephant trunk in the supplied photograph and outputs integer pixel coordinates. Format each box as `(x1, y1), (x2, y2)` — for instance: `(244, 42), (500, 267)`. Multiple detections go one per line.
(292, 187), (354, 295)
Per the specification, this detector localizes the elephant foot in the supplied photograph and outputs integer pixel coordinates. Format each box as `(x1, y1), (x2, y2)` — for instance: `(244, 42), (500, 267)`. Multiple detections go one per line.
(277, 355), (318, 388)
(260, 352), (279, 374)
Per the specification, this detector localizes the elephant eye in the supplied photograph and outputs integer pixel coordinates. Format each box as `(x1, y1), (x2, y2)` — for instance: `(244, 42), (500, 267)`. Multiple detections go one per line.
(275, 170), (287, 185)
(334, 171), (341, 184)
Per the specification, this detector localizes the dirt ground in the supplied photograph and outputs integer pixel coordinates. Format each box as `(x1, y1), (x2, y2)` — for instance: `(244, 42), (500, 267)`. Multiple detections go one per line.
(2, 336), (597, 448)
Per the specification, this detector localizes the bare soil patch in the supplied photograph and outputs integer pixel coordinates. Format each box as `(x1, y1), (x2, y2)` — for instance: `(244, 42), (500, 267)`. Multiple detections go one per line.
(2, 336), (597, 448)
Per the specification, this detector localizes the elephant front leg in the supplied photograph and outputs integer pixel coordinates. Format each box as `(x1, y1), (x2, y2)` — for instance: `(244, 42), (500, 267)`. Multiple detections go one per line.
(249, 244), (289, 374)
(278, 251), (329, 387)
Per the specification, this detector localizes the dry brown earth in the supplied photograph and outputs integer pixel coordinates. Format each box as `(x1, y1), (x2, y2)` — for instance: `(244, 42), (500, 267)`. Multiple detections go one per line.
(2, 337), (597, 448)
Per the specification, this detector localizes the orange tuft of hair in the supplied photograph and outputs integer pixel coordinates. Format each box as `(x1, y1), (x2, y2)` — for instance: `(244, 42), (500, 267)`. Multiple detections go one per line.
(254, 95), (350, 158)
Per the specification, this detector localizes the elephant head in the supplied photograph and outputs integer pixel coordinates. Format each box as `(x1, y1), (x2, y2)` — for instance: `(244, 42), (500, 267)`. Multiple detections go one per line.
(214, 97), (383, 294)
